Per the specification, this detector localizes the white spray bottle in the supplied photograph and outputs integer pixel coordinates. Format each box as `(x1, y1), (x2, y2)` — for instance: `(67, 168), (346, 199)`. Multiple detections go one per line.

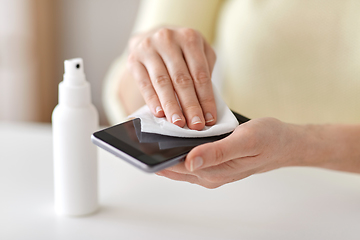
(52, 58), (99, 216)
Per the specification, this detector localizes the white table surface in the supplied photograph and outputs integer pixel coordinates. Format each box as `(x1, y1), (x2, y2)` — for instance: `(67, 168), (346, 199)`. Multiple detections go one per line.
(1, 122), (360, 240)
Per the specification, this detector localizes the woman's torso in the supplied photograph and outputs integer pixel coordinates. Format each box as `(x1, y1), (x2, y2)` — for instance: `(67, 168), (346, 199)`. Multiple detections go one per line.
(216, 0), (360, 124)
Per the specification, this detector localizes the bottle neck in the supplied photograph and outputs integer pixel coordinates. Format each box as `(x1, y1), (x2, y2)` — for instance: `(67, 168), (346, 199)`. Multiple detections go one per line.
(58, 81), (91, 107)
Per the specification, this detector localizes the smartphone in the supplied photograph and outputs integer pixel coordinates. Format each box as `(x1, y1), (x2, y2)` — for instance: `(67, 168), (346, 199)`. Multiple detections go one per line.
(91, 111), (250, 173)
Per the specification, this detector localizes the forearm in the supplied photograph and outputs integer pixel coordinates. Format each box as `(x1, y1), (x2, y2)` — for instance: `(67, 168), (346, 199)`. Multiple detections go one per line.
(297, 123), (360, 173)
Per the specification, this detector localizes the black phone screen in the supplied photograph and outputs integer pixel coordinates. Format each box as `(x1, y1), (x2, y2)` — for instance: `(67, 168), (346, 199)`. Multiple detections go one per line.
(93, 112), (250, 166)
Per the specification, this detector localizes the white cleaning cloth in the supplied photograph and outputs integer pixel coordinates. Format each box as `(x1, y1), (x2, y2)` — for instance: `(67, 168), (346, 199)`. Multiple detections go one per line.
(129, 86), (239, 138)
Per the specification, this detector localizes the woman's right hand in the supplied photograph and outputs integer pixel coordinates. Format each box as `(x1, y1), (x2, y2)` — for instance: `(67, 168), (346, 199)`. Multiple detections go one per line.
(126, 27), (217, 130)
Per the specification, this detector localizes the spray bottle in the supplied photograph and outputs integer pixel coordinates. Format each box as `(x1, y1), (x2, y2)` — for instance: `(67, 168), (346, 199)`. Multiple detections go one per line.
(52, 58), (99, 216)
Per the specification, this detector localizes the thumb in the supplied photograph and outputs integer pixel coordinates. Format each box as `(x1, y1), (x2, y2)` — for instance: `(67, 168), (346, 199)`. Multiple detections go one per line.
(185, 128), (252, 172)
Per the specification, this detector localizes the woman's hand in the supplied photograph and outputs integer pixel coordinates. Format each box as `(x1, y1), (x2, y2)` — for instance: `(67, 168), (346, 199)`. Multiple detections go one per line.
(156, 118), (317, 188)
(126, 27), (217, 130)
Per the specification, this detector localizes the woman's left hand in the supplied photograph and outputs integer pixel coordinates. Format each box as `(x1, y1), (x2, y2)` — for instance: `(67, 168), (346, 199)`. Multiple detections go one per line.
(156, 117), (316, 188)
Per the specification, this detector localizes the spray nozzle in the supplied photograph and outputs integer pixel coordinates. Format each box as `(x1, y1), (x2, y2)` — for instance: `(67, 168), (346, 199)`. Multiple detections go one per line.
(63, 58), (86, 86)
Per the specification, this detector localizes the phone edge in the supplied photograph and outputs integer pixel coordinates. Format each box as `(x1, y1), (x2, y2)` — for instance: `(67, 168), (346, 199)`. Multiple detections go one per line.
(91, 134), (185, 173)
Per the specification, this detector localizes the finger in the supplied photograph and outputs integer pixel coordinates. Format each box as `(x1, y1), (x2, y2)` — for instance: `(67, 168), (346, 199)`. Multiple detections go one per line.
(154, 37), (205, 130)
(204, 40), (217, 75)
(194, 161), (259, 185)
(156, 170), (200, 185)
(141, 53), (186, 127)
(179, 29), (217, 126)
(185, 126), (257, 171)
(157, 161), (258, 188)
(127, 59), (164, 117)
(165, 161), (193, 174)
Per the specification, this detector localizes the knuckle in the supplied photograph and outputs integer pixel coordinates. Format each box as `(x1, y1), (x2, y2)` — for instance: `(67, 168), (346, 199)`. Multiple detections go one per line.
(214, 145), (225, 164)
(136, 78), (151, 91)
(145, 94), (159, 104)
(154, 28), (173, 43)
(126, 56), (138, 73)
(183, 104), (201, 113)
(199, 95), (215, 106)
(173, 73), (192, 86)
(153, 75), (171, 86)
(193, 71), (210, 85)
(163, 99), (179, 109)
(127, 53), (137, 64)
(181, 28), (198, 38)
(139, 37), (152, 50)
(181, 28), (200, 46)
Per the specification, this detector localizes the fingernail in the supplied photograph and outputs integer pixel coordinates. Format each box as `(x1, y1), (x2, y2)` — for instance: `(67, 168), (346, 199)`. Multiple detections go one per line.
(172, 114), (182, 123)
(191, 116), (202, 125)
(156, 106), (163, 114)
(205, 113), (214, 123)
(191, 157), (203, 171)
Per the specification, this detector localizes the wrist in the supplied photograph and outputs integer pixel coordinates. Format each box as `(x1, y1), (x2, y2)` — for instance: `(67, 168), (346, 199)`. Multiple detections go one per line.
(300, 124), (334, 168)
(291, 123), (360, 173)
(286, 123), (333, 168)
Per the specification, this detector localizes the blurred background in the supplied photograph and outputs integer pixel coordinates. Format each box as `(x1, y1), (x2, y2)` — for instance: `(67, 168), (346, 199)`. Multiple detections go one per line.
(0, 0), (140, 125)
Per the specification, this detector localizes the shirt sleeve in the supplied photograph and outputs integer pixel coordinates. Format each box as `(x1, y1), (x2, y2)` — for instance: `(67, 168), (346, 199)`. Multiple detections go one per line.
(103, 0), (224, 125)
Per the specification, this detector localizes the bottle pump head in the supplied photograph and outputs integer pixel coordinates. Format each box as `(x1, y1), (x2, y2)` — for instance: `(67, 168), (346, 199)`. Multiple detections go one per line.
(59, 58), (91, 107)
(64, 58), (86, 86)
